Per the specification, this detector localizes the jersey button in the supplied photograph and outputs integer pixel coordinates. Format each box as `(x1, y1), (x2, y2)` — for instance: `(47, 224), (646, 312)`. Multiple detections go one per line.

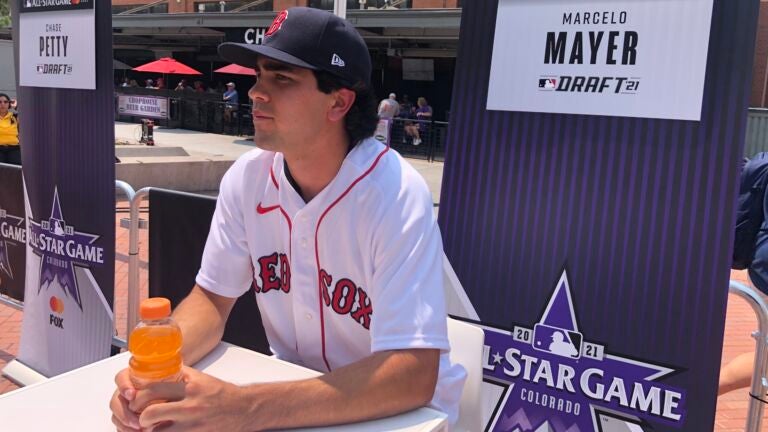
(301, 238), (308, 247)
(305, 313), (312, 320)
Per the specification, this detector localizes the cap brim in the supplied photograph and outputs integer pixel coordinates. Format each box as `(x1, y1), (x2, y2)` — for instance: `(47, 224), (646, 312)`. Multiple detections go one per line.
(218, 42), (318, 71)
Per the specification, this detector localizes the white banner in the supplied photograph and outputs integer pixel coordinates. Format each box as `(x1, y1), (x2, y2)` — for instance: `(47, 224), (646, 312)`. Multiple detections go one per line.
(117, 95), (169, 119)
(18, 6), (96, 90)
(487, 0), (714, 121)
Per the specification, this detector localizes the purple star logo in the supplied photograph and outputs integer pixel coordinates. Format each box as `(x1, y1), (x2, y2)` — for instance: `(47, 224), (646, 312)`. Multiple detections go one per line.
(0, 208), (24, 280)
(0, 241), (11, 280)
(481, 268), (686, 432)
(29, 187), (104, 311)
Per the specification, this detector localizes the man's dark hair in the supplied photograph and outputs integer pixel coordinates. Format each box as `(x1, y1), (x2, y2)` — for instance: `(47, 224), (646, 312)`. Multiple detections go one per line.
(313, 71), (377, 147)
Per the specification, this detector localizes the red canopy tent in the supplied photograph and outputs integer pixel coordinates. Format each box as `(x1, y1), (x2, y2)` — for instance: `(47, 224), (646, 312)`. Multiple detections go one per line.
(213, 64), (256, 76)
(133, 57), (203, 75)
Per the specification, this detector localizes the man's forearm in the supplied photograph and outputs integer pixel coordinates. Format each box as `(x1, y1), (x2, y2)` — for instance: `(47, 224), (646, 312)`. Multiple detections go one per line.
(172, 285), (236, 365)
(239, 348), (440, 430)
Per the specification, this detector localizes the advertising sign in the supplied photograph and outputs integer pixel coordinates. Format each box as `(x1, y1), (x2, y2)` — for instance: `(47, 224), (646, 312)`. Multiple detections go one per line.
(18, 186), (114, 375)
(117, 95), (169, 119)
(10, 0), (115, 378)
(0, 165), (26, 303)
(481, 271), (687, 431)
(224, 27), (269, 44)
(487, 0), (714, 120)
(440, 0), (759, 430)
(18, 0), (95, 90)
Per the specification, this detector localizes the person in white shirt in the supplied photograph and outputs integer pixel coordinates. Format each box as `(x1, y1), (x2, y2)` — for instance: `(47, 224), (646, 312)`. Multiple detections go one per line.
(377, 92), (400, 119)
(109, 7), (465, 432)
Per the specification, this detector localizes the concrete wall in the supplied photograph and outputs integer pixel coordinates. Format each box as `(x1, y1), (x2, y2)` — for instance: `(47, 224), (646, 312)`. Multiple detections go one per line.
(115, 156), (234, 192)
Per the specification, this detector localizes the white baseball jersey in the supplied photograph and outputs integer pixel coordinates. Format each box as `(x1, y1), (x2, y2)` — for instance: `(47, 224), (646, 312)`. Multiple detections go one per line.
(196, 137), (466, 425)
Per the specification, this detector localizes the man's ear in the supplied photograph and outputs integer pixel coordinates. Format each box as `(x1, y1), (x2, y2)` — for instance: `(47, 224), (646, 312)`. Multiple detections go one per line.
(328, 88), (356, 123)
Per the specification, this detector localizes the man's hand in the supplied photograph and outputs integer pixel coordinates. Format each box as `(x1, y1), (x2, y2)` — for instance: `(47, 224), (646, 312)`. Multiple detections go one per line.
(109, 369), (140, 431)
(133, 366), (254, 432)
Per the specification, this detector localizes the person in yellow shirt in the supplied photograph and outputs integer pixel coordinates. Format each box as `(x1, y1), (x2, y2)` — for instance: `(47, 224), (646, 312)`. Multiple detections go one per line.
(0, 93), (20, 165)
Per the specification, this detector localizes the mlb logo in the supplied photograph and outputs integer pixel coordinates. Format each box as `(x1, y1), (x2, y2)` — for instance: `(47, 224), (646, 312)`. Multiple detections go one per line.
(538, 78), (557, 89)
(532, 323), (583, 359)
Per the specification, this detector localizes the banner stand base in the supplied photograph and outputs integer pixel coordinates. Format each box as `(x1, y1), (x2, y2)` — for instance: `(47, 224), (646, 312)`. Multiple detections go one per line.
(2, 359), (47, 387)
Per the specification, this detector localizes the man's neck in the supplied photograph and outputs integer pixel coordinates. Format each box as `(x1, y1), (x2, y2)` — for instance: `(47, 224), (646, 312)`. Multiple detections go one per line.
(283, 131), (352, 203)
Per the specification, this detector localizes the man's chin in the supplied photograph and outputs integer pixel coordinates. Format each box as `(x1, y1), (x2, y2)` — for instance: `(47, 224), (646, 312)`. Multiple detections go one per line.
(252, 135), (276, 151)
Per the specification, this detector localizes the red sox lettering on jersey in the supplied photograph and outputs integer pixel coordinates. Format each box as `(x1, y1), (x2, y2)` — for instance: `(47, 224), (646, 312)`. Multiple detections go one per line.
(254, 252), (291, 294)
(253, 252), (372, 330)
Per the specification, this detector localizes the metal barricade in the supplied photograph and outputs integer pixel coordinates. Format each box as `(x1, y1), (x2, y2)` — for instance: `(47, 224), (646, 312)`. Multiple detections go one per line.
(729, 280), (768, 431)
(113, 180), (141, 349)
(430, 120), (449, 162)
(388, 117), (432, 160)
(0, 293), (22, 311)
(125, 187), (151, 339)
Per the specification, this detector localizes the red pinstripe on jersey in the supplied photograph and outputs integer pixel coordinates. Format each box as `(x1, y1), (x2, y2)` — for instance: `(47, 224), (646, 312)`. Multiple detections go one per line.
(269, 165), (280, 189)
(314, 145), (390, 371)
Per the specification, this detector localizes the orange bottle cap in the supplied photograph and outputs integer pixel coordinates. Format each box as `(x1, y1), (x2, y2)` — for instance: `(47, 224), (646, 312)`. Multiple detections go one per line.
(140, 297), (172, 320)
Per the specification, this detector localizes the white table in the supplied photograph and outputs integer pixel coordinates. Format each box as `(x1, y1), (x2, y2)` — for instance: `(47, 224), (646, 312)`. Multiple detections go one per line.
(0, 343), (447, 431)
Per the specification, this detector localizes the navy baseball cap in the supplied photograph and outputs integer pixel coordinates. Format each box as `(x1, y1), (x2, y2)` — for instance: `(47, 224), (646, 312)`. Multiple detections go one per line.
(218, 7), (371, 87)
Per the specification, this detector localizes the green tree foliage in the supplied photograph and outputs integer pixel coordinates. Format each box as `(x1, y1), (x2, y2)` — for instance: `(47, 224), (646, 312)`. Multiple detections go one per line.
(0, 0), (11, 28)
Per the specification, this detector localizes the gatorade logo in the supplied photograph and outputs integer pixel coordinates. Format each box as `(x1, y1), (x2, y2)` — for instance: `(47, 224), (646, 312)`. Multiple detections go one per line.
(49, 296), (64, 329)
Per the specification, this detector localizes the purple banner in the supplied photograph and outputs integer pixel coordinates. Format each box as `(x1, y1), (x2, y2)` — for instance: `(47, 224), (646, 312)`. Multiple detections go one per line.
(11, 0), (115, 376)
(438, 0), (760, 430)
(0, 164), (26, 302)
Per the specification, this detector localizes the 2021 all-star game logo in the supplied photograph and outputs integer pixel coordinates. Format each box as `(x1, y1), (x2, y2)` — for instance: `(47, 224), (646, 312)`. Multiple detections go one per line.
(22, 0), (92, 12)
(482, 270), (686, 431)
(29, 187), (104, 311)
(0, 207), (25, 282)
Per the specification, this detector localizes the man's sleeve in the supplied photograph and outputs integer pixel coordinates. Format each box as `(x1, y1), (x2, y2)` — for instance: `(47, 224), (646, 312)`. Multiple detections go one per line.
(195, 162), (254, 298)
(368, 177), (449, 353)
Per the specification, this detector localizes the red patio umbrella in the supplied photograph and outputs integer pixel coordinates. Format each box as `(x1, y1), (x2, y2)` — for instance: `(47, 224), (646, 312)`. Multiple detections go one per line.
(133, 57), (202, 75)
(214, 63), (256, 76)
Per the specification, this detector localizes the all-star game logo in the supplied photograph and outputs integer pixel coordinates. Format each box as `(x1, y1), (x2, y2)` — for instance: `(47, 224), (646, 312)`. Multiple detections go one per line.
(0, 207), (26, 283)
(21, 0), (92, 13)
(28, 187), (105, 311)
(482, 270), (686, 431)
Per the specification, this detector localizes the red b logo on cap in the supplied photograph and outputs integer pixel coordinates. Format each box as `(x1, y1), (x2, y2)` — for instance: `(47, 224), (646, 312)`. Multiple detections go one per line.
(266, 10), (288, 37)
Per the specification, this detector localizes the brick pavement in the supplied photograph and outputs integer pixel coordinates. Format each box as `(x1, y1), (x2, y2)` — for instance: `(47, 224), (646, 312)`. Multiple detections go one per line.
(0, 207), (766, 430)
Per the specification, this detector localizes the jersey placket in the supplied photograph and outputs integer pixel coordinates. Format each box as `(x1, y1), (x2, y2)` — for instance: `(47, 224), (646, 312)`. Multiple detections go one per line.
(279, 169), (327, 371)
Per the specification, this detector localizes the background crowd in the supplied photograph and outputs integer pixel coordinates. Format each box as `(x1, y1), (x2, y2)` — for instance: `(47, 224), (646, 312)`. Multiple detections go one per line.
(0, 93), (19, 165)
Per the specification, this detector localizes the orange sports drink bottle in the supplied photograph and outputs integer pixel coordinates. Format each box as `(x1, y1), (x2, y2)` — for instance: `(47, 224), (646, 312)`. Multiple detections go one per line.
(128, 297), (183, 388)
